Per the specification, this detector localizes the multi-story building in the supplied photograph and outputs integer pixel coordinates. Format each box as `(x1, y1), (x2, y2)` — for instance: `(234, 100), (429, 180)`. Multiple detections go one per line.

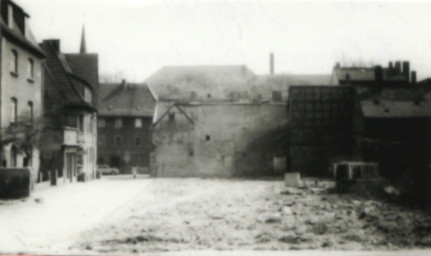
(39, 30), (98, 183)
(97, 80), (156, 174)
(0, 0), (45, 184)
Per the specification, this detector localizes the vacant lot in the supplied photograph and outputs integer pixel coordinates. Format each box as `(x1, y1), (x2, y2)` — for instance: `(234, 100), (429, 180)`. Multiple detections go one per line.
(70, 177), (431, 253)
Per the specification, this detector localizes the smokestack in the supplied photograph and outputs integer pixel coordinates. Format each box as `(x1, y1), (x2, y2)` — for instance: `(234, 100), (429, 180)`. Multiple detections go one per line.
(402, 61), (410, 79)
(411, 71), (417, 85)
(374, 65), (383, 83)
(270, 53), (274, 74)
(395, 61), (401, 74)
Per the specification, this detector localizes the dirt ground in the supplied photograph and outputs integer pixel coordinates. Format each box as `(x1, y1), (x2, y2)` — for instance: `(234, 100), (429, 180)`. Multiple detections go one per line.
(71, 178), (431, 253)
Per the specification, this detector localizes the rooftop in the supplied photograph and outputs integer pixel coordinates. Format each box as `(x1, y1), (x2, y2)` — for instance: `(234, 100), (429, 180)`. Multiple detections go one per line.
(98, 82), (156, 117)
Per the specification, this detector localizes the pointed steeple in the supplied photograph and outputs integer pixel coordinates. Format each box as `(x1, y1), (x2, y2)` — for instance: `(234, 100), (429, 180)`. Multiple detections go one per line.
(80, 25), (87, 54)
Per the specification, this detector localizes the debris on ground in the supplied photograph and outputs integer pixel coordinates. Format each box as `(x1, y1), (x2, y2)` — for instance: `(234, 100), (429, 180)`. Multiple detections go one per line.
(67, 178), (431, 253)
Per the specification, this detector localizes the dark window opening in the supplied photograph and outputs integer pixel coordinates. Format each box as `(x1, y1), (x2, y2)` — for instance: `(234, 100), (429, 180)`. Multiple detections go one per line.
(206, 135), (210, 141)
(11, 49), (18, 75)
(168, 112), (175, 122)
(115, 136), (122, 146)
(27, 101), (33, 124)
(135, 137), (141, 146)
(345, 73), (350, 81)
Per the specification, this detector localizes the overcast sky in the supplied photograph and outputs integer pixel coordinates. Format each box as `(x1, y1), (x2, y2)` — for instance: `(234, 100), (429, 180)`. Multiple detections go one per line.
(14, 0), (431, 82)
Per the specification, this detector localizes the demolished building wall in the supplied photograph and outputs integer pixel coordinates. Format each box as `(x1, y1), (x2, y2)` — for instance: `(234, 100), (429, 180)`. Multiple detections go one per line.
(151, 102), (288, 177)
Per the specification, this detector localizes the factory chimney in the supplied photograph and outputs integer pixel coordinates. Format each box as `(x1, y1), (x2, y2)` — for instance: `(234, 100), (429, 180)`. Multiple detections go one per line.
(270, 53), (274, 74)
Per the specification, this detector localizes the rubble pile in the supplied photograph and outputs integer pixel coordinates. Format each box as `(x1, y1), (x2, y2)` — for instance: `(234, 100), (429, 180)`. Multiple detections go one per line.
(72, 179), (431, 253)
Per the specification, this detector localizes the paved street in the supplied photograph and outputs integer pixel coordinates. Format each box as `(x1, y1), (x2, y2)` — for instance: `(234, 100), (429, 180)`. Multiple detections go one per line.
(0, 176), (431, 255)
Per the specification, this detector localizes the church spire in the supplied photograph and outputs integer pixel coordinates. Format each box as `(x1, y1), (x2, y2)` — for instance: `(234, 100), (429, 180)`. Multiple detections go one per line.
(80, 25), (86, 54)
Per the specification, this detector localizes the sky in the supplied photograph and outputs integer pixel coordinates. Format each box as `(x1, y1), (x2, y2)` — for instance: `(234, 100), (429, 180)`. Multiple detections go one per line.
(13, 0), (431, 82)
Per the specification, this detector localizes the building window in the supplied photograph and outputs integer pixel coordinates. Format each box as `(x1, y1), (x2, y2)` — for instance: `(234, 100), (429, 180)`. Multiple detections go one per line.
(10, 98), (17, 124)
(27, 58), (34, 80)
(135, 118), (142, 128)
(168, 112), (175, 122)
(27, 101), (33, 124)
(135, 137), (141, 146)
(206, 135), (211, 141)
(98, 135), (106, 146)
(115, 136), (122, 146)
(114, 118), (122, 128)
(10, 50), (18, 75)
(98, 118), (105, 127)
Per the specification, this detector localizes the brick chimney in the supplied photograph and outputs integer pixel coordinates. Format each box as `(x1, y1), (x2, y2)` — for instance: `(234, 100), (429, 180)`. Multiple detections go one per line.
(395, 61), (401, 74)
(43, 39), (60, 52)
(270, 53), (274, 74)
(411, 71), (417, 85)
(374, 65), (383, 92)
(402, 61), (410, 79)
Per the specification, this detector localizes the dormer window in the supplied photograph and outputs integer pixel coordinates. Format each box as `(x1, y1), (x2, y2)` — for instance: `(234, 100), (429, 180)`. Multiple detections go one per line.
(10, 50), (18, 76)
(84, 86), (92, 103)
(7, 4), (13, 29)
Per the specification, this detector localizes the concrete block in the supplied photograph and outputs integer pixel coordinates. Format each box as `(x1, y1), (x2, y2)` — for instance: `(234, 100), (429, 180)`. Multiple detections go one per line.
(0, 168), (31, 199)
(285, 172), (303, 187)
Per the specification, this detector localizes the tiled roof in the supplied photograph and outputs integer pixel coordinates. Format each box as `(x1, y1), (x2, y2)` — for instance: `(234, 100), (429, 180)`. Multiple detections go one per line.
(98, 83), (156, 117)
(145, 65), (255, 101)
(40, 41), (94, 111)
(65, 54), (99, 89)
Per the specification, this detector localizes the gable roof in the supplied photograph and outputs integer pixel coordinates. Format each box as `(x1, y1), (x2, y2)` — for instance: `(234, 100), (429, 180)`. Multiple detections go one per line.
(151, 104), (194, 130)
(145, 65), (255, 101)
(98, 83), (156, 117)
(40, 40), (94, 111)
